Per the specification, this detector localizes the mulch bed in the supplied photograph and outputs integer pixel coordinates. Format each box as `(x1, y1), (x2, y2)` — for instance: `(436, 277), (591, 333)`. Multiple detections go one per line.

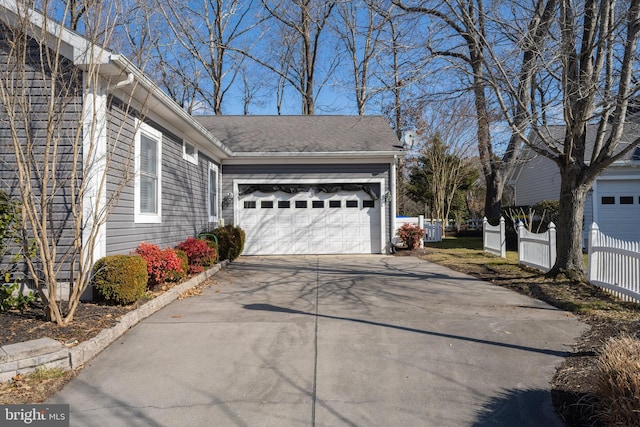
(0, 302), (136, 347)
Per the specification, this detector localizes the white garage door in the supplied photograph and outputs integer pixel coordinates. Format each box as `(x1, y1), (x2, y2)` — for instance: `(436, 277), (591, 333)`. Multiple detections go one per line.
(238, 190), (382, 255)
(597, 179), (640, 242)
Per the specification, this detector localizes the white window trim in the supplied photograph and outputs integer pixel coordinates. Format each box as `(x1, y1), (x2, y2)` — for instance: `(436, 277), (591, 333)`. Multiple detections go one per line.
(134, 120), (163, 224)
(183, 140), (198, 165)
(208, 162), (219, 223)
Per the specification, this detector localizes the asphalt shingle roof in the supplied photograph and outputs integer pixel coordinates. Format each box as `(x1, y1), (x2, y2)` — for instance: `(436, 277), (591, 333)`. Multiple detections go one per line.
(530, 123), (640, 161)
(194, 115), (402, 153)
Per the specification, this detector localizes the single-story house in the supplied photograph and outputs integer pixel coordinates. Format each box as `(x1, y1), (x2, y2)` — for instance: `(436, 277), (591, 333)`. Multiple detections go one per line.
(508, 124), (640, 245)
(0, 2), (401, 285)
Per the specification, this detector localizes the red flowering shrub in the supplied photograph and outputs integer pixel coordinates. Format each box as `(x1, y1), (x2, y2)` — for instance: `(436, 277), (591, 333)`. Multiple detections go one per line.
(397, 223), (425, 250)
(176, 237), (217, 274)
(134, 242), (183, 288)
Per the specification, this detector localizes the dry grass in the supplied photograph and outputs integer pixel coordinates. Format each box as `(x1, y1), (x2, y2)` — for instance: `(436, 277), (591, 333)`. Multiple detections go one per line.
(0, 368), (76, 404)
(595, 335), (640, 426)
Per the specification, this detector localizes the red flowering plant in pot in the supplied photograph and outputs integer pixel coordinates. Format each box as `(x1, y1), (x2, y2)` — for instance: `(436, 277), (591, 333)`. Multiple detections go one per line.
(397, 223), (425, 250)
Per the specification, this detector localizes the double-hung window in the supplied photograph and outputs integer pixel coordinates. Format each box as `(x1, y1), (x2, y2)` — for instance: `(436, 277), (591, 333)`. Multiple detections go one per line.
(135, 121), (162, 223)
(208, 163), (219, 223)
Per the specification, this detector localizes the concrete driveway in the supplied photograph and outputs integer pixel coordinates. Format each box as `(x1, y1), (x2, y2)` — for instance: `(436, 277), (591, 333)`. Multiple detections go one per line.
(50, 255), (586, 426)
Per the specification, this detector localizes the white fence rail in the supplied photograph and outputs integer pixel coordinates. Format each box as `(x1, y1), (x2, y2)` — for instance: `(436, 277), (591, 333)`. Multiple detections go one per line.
(483, 217), (506, 258)
(517, 222), (556, 272)
(394, 216), (443, 246)
(588, 223), (640, 303)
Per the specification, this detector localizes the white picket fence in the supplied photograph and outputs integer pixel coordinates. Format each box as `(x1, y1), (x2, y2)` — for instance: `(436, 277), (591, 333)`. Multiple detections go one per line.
(424, 223), (443, 243)
(482, 217), (506, 257)
(517, 221), (557, 272)
(588, 223), (640, 303)
(395, 216), (443, 246)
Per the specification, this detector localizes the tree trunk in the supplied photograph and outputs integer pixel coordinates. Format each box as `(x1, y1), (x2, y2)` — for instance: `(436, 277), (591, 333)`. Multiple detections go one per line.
(483, 170), (502, 219)
(549, 167), (589, 280)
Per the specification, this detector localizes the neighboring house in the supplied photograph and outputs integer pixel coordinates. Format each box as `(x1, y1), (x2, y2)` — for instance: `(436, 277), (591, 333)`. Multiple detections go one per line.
(0, 0), (401, 288)
(508, 125), (640, 246)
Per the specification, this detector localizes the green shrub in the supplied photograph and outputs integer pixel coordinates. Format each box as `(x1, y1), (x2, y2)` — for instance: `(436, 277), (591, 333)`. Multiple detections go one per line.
(93, 255), (148, 305)
(0, 281), (34, 312)
(207, 225), (245, 261)
(167, 249), (188, 282)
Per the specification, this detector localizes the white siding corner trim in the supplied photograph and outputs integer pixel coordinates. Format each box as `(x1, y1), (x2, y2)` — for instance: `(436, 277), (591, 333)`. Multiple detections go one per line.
(208, 162), (219, 223)
(134, 119), (163, 224)
(81, 76), (107, 265)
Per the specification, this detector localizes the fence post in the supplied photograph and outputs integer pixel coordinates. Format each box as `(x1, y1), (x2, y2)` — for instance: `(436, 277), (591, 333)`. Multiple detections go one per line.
(482, 217), (488, 252)
(516, 221), (524, 264)
(548, 222), (556, 271)
(499, 216), (506, 258)
(418, 215), (425, 248)
(588, 222), (599, 282)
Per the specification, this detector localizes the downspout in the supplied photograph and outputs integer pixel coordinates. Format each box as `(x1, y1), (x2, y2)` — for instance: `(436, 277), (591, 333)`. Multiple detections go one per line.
(109, 72), (134, 90)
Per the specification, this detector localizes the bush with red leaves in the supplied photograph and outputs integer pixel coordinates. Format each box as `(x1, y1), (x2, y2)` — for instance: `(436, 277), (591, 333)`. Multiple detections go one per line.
(134, 242), (183, 288)
(397, 223), (425, 250)
(176, 237), (217, 274)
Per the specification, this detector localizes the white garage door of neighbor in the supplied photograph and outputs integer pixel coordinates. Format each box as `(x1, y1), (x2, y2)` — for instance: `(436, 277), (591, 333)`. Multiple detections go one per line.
(597, 179), (640, 242)
(238, 190), (382, 255)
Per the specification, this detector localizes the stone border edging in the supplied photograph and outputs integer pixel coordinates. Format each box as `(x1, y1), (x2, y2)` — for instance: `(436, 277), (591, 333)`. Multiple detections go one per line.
(0, 261), (229, 382)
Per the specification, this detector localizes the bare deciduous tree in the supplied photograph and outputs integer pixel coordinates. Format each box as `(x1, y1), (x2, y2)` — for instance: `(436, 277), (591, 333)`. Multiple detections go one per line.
(393, 0), (523, 220)
(333, 0), (385, 115)
(155, 0), (262, 115)
(258, 0), (337, 114)
(407, 100), (478, 233)
(489, 0), (640, 278)
(0, 0), (149, 324)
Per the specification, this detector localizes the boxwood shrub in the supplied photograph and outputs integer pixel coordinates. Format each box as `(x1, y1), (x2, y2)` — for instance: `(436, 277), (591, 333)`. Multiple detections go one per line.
(93, 255), (147, 305)
(207, 225), (245, 261)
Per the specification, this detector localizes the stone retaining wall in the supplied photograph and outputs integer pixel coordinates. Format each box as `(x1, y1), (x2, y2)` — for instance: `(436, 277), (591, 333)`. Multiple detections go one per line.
(0, 261), (227, 383)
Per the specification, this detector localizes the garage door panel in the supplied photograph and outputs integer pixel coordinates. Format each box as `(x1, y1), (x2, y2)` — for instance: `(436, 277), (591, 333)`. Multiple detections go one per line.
(597, 180), (640, 242)
(238, 189), (381, 255)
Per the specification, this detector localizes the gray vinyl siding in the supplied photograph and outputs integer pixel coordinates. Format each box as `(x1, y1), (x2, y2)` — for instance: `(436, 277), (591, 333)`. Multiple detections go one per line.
(513, 155), (560, 206)
(104, 99), (217, 255)
(0, 27), (83, 283)
(221, 163), (393, 245)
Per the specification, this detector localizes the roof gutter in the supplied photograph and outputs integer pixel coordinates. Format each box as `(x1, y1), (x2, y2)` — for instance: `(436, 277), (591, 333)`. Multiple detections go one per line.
(231, 151), (401, 158)
(107, 54), (233, 159)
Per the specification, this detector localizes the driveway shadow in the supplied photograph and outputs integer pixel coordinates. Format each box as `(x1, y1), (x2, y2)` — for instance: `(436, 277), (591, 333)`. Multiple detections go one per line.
(471, 388), (564, 427)
(243, 304), (570, 358)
